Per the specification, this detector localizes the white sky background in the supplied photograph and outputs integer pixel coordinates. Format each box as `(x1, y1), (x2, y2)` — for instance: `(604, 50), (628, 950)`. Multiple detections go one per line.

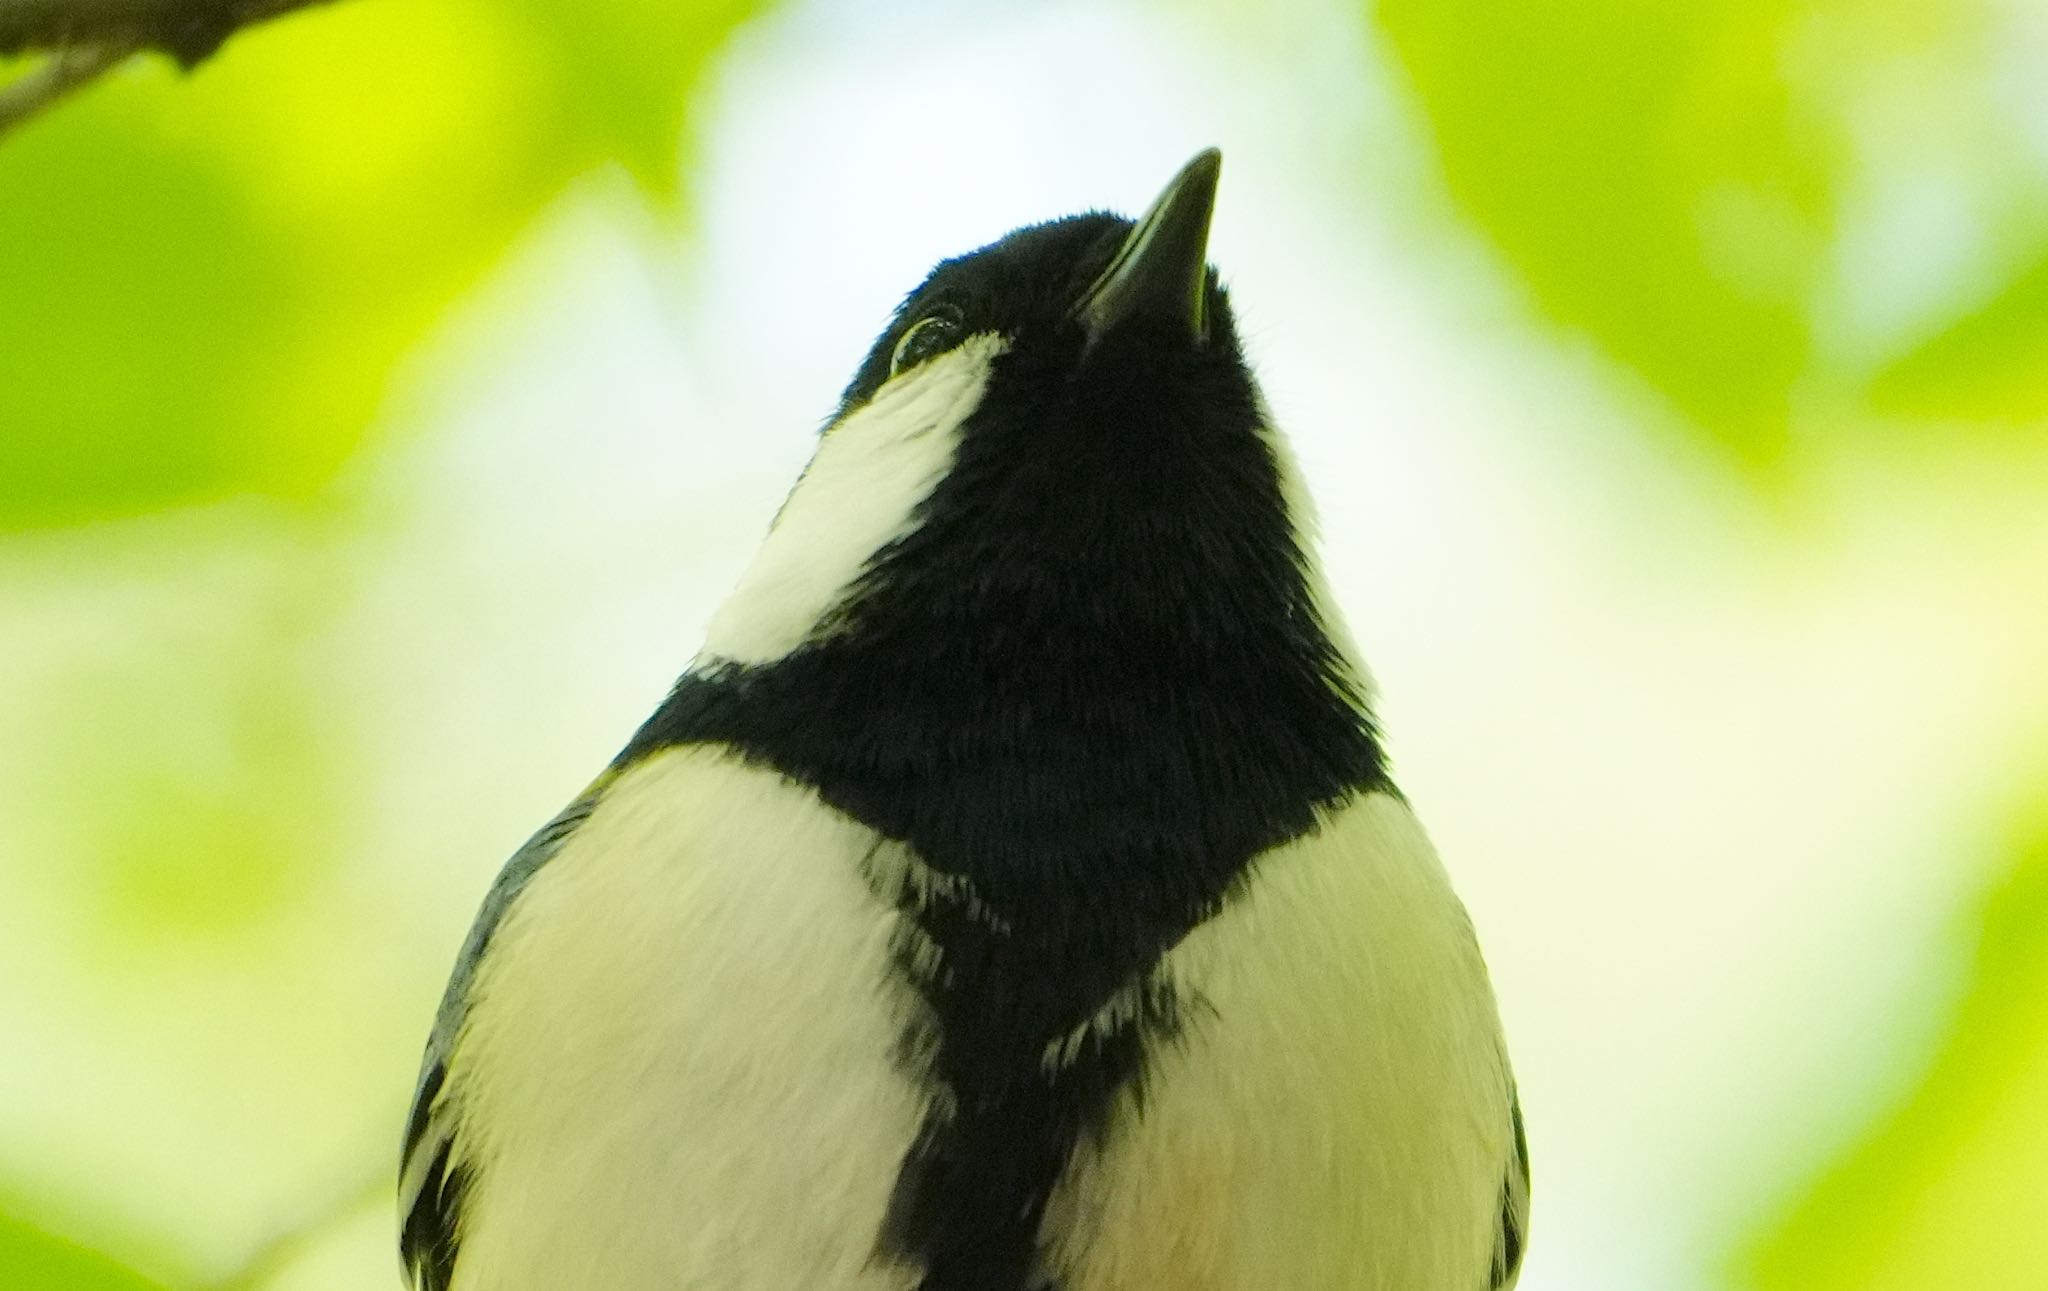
(6, 0), (2048, 1288)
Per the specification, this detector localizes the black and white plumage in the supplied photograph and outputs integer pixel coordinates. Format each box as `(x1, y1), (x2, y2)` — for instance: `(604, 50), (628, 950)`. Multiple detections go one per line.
(399, 150), (1527, 1291)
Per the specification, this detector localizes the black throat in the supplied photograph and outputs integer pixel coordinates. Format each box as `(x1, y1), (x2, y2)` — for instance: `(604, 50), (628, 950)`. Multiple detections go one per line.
(618, 310), (1388, 1291)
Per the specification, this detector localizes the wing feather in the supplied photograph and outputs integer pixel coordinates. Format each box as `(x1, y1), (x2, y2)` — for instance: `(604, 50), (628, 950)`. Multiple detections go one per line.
(1490, 1088), (1531, 1290)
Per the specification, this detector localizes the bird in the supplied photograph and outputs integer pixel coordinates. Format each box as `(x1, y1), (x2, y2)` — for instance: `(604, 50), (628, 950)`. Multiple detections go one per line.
(398, 148), (1527, 1291)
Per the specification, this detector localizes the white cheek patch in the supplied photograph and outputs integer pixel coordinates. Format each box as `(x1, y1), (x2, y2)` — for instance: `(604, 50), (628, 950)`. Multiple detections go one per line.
(702, 333), (1009, 665)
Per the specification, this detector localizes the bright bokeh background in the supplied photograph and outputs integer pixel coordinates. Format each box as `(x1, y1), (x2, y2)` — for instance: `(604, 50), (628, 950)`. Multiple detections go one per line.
(4, 0), (2046, 1287)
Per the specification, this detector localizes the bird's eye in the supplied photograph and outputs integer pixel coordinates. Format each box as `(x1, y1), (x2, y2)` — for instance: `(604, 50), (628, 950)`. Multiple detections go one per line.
(889, 309), (964, 377)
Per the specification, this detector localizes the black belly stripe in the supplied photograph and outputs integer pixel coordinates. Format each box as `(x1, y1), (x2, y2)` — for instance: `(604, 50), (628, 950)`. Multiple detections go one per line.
(869, 870), (1196, 1291)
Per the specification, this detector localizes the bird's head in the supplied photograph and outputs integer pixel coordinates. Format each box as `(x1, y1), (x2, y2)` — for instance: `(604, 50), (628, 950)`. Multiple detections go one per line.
(835, 146), (1227, 406)
(702, 150), (1352, 699)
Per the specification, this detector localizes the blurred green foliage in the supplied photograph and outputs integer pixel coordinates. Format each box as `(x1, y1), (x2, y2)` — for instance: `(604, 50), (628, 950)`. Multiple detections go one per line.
(1745, 808), (2048, 1290)
(0, 1213), (163, 1291)
(1378, 0), (1828, 457)
(0, 0), (753, 529)
(1874, 251), (2048, 421)
(1377, 0), (2048, 458)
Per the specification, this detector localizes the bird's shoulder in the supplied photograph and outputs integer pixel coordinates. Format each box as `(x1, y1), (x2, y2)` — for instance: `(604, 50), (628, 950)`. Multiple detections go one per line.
(398, 788), (603, 1291)
(399, 742), (935, 1291)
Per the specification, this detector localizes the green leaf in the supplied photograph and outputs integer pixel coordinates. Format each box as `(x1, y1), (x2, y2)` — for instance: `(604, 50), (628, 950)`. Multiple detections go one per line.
(0, 90), (290, 526)
(0, 1214), (164, 1291)
(1869, 251), (2048, 422)
(505, 0), (760, 197)
(1743, 807), (2048, 1290)
(0, 0), (762, 530)
(1376, 0), (1833, 460)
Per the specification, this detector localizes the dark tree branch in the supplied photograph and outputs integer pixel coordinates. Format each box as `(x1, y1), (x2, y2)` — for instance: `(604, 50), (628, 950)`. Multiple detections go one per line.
(0, 0), (338, 139)
(0, 0), (333, 62)
(0, 37), (131, 133)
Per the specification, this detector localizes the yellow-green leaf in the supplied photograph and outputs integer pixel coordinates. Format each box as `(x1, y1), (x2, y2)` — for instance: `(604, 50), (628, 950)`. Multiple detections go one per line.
(1743, 810), (2048, 1290)
(0, 0), (762, 530)
(1376, 0), (1833, 460)
(0, 1214), (164, 1291)
(1870, 252), (2048, 422)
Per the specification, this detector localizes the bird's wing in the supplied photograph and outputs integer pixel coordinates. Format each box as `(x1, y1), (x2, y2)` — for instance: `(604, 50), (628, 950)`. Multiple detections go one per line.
(1490, 1086), (1531, 1290)
(399, 794), (599, 1291)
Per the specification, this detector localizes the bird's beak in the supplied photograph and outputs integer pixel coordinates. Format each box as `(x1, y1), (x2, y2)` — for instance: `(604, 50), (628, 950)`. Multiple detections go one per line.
(1073, 148), (1221, 347)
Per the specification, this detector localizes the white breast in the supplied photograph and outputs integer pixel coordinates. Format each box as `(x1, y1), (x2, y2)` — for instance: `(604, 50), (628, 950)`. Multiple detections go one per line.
(1044, 791), (1516, 1291)
(443, 754), (1511, 1291)
(444, 747), (930, 1291)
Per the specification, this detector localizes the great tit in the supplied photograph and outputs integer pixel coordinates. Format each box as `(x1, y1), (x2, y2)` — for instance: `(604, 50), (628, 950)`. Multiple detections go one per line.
(399, 149), (1527, 1291)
